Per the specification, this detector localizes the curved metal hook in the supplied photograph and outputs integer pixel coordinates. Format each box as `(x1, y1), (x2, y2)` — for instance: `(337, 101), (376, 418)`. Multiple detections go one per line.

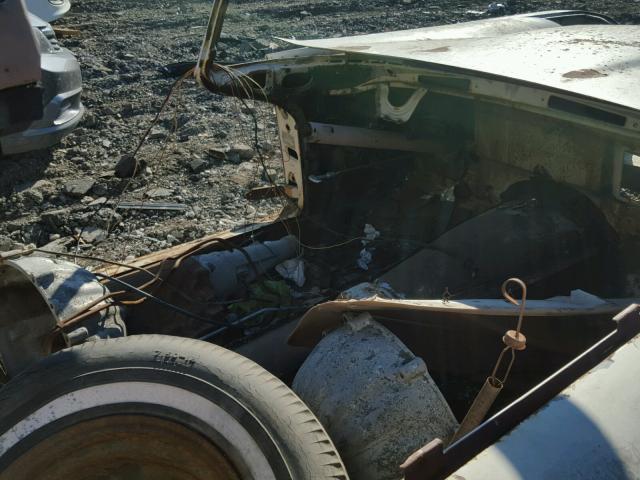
(501, 277), (527, 334)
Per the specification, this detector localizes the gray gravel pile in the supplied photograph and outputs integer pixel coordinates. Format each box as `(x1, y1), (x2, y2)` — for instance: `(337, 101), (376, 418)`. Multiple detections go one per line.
(1, 0), (638, 261)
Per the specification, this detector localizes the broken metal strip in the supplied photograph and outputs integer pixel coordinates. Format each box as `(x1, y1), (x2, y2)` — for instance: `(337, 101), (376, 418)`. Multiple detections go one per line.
(307, 122), (446, 154)
(245, 185), (299, 201)
(116, 201), (188, 212)
(287, 295), (635, 349)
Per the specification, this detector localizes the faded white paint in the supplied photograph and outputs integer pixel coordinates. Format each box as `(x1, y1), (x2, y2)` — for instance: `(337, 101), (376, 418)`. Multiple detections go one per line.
(286, 21), (640, 114)
(450, 333), (640, 479)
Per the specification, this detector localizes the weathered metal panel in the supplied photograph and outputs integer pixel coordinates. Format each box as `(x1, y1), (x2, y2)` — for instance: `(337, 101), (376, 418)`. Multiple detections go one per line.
(0, 256), (125, 377)
(4, 256), (112, 324)
(449, 327), (640, 479)
(285, 23), (640, 113)
(288, 292), (632, 349)
(474, 103), (610, 190)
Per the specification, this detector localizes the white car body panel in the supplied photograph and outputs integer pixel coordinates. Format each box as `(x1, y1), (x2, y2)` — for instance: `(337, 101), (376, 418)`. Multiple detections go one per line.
(24, 0), (70, 22)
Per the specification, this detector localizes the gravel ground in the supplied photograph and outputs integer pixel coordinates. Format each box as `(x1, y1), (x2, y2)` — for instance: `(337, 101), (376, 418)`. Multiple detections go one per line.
(1, 0), (639, 261)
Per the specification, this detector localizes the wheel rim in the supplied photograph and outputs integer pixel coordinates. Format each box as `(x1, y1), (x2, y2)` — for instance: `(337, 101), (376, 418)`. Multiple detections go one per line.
(2, 415), (242, 480)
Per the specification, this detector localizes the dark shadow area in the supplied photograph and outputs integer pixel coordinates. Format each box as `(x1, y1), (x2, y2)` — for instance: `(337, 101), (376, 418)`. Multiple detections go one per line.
(494, 398), (630, 479)
(0, 150), (54, 199)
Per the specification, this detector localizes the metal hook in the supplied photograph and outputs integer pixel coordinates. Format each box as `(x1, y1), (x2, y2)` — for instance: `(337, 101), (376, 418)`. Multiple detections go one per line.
(489, 278), (529, 383)
(501, 277), (527, 334)
(451, 278), (529, 444)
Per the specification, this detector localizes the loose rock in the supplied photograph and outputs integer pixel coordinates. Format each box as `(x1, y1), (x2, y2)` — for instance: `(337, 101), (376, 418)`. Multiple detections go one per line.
(189, 158), (209, 173)
(0, 235), (13, 252)
(64, 178), (95, 198)
(229, 143), (255, 161)
(42, 208), (72, 228)
(78, 227), (107, 244)
(114, 154), (146, 178)
(146, 187), (173, 199)
(2, 0), (626, 261)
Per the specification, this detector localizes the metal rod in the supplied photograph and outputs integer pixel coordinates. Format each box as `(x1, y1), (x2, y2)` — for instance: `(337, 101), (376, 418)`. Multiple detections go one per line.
(93, 272), (229, 327)
(199, 306), (308, 341)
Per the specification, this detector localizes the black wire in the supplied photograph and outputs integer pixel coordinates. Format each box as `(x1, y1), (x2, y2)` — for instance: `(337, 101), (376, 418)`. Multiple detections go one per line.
(32, 248), (157, 280)
(93, 272), (231, 327)
(198, 305), (310, 341)
(73, 70), (193, 251)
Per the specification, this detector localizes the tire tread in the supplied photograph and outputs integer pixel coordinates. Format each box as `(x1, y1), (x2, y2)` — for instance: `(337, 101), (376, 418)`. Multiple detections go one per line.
(0, 335), (349, 480)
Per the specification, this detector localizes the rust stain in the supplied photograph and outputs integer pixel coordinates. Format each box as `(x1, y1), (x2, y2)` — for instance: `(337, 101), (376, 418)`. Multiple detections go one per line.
(425, 46), (450, 53)
(562, 69), (608, 79)
(567, 38), (640, 48)
(342, 45), (371, 51)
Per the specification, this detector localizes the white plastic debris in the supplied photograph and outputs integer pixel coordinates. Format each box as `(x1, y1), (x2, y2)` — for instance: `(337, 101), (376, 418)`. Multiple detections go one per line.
(486, 2), (506, 14)
(275, 257), (306, 287)
(341, 281), (403, 300)
(357, 224), (380, 270)
(362, 223), (380, 245)
(440, 185), (456, 202)
(357, 248), (373, 270)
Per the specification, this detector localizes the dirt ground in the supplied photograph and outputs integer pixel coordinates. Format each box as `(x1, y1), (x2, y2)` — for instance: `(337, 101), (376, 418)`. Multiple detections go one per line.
(1, 0), (639, 262)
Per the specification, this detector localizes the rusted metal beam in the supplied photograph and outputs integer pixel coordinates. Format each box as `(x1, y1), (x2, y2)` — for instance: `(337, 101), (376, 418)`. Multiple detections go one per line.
(307, 122), (449, 155)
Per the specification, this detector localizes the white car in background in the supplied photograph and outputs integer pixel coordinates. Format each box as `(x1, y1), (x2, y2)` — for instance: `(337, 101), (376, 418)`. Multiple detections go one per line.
(23, 0), (70, 22)
(0, 0), (83, 155)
